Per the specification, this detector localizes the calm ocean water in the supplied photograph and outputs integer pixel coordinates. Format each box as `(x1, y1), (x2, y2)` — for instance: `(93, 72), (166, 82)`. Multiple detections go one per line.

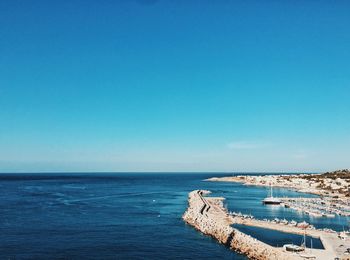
(0, 173), (349, 259)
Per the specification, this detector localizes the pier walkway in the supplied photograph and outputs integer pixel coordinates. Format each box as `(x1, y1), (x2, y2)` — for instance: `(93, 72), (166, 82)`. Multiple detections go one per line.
(183, 190), (350, 260)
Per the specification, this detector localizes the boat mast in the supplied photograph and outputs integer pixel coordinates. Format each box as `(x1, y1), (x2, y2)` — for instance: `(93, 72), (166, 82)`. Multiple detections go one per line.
(302, 229), (306, 249)
(270, 184), (273, 198)
(310, 238), (313, 253)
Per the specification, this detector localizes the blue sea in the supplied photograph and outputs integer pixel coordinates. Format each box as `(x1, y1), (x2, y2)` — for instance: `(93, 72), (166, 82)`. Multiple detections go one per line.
(1, 173), (349, 259)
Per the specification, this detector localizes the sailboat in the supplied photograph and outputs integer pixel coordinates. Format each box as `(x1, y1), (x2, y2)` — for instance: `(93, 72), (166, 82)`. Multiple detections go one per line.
(299, 231), (316, 259)
(262, 184), (281, 205)
(283, 229), (308, 253)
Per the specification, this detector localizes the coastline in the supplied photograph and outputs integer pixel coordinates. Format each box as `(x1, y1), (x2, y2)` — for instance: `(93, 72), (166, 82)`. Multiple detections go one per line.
(205, 171), (350, 219)
(183, 189), (350, 260)
(205, 170), (350, 198)
(183, 190), (297, 260)
(205, 175), (324, 196)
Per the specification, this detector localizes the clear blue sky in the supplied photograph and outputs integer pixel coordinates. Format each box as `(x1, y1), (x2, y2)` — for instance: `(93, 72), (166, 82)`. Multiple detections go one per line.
(1, 0), (349, 172)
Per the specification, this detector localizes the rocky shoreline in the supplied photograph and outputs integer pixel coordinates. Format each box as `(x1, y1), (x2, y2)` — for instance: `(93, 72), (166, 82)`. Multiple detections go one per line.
(183, 189), (350, 259)
(183, 190), (300, 260)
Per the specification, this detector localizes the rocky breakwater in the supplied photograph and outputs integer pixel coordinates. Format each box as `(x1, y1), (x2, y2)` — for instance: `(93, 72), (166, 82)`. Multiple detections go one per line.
(183, 190), (299, 260)
(182, 190), (233, 244)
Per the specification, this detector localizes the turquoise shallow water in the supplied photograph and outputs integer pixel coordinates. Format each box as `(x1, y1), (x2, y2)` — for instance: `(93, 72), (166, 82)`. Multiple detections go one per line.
(0, 173), (348, 259)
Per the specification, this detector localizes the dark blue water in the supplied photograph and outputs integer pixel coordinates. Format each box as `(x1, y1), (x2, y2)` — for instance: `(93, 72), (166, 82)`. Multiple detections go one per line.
(233, 224), (324, 249)
(0, 173), (348, 259)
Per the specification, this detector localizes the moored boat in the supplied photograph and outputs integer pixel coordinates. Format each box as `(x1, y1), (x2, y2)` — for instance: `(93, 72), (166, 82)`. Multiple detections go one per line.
(283, 244), (304, 252)
(262, 185), (281, 205)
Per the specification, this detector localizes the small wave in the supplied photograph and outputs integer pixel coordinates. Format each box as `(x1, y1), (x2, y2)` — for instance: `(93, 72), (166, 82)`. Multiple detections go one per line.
(61, 191), (170, 204)
(56, 198), (74, 206)
(23, 185), (43, 191)
(61, 200), (72, 206)
(63, 184), (87, 190)
(53, 192), (65, 197)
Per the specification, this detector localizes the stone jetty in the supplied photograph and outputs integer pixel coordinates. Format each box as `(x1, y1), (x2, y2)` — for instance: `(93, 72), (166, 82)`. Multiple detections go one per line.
(183, 190), (350, 259)
(183, 190), (300, 260)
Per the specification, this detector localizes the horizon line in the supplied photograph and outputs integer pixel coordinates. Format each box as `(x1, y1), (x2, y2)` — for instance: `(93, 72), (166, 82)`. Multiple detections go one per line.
(0, 170), (321, 174)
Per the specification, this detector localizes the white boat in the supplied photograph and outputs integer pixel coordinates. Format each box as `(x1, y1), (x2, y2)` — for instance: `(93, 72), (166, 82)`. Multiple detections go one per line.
(284, 230), (308, 253)
(283, 244), (304, 252)
(263, 197), (282, 204)
(339, 231), (349, 240)
(299, 236), (316, 259)
(289, 220), (297, 226)
(262, 185), (281, 205)
(281, 218), (289, 225)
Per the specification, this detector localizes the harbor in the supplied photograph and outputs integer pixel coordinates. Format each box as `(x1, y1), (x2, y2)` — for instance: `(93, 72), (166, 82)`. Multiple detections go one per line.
(183, 189), (350, 260)
(279, 197), (350, 218)
(207, 170), (350, 219)
(259, 184), (348, 218)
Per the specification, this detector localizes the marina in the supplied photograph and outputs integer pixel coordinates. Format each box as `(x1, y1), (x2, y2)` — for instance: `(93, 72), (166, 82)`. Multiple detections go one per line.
(232, 224), (324, 249)
(280, 197), (350, 218)
(207, 171), (350, 219)
(183, 189), (350, 260)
